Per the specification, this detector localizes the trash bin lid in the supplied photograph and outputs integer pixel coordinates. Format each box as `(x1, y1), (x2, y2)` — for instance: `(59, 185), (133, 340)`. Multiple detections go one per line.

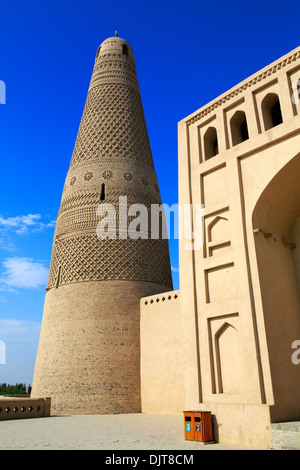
(183, 410), (211, 413)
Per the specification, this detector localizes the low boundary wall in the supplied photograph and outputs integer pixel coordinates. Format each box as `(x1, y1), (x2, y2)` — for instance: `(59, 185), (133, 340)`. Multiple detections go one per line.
(0, 396), (51, 420)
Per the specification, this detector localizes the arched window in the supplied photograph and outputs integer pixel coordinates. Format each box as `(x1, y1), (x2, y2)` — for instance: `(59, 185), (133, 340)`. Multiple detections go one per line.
(122, 44), (128, 56)
(204, 127), (219, 160)
(261, 93), (283, 131)
(230, 110), (249, 146)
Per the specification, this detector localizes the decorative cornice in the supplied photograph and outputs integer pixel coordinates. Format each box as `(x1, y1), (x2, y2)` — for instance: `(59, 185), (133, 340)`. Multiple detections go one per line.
(186, 49), (300, 126)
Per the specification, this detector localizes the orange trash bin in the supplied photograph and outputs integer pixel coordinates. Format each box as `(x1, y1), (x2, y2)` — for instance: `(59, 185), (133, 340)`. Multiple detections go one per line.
(184, 411), (214, 443)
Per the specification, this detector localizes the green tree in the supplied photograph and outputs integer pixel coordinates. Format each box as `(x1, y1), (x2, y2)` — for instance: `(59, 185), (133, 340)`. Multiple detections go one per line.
(0, 383), (29, 395)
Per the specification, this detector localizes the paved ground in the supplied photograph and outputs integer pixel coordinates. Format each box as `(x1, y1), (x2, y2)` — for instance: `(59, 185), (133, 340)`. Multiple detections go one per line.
(0, 413), (268, 450)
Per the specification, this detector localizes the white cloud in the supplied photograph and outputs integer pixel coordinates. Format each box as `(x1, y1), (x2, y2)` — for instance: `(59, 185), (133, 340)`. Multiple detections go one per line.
(0, 319), (41, 343)
(1, 257), (48, 289)
(0, 237), (17, 252)
(0, 213), (55, 236)
(171, 266), (179, 272)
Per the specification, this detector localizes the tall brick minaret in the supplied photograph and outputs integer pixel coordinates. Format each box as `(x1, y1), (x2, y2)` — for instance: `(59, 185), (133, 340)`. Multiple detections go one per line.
(31, 34), (173, 415)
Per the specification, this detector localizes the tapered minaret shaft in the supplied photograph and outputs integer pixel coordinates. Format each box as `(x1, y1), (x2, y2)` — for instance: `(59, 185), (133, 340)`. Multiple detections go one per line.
(31, 36), (173, 415)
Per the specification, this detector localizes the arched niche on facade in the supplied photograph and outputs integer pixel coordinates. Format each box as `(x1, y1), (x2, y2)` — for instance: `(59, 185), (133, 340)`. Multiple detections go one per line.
(261, 93), (283, 131)
(230, 110), (249, 146)
(252, 152), (300, 422)
(204, 126), (219, 160)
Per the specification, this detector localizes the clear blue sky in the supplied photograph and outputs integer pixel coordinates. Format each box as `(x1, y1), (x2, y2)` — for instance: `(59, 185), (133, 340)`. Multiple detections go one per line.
(0, 0), (299, 385)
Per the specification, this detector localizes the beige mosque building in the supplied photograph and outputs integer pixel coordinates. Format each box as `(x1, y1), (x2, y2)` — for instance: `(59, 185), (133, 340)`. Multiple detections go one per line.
(32, 35), (300, 448)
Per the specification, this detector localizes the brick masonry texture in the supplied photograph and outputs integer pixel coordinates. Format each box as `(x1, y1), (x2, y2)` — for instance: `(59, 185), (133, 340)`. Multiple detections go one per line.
(31, 36), (173, 415)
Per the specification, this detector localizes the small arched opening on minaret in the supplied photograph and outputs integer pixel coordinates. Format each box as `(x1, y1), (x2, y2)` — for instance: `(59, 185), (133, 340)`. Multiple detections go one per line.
(122, 44), (128, 56)
(100, 183), (106, 201)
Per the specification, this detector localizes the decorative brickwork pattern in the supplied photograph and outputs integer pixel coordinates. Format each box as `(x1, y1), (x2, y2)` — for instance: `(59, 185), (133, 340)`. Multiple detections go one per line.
(70, 83), (154, 168)
(56, 188), (164, 237)
(84, 171), (93, 181)
(31, 36), (173, 415)
(47, 235), (172, 288)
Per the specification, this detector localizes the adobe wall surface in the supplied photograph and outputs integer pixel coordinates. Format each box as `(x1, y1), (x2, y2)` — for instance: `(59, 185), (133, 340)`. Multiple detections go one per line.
(32, 280), (170, 415)
(177, 45), (300, 446)
(0, 397), (51, 420)
(140, 290), (183, 414)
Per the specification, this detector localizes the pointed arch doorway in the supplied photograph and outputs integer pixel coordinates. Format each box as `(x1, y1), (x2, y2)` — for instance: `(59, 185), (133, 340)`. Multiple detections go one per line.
(252, 153), (300, 422)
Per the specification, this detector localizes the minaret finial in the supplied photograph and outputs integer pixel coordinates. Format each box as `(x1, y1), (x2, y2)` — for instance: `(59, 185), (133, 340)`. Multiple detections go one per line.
(115, 30), (118, 37)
